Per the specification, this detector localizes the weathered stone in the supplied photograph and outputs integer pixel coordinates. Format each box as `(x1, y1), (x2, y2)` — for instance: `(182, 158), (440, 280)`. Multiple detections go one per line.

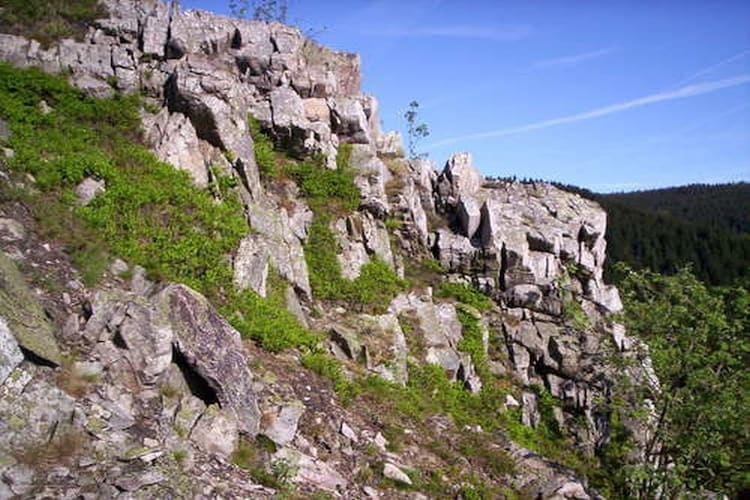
(0, 375), (75, 451)
(359, 313), (408, 385)
(435, 152), (483, 209)
(246, 198), (311, 299)
(302, 97), (330, 122)
(233, 234), (269, 296)
(273, 447), (347, 492)
(155, 284), (260, 435)
(190, 405), (239, 458)
(375, 131), (403, 156)
(0, 318), (23, 386)
(340, 421), (358, 442)
(0, 118), (9, 141)
(383, 463), (412, 485)
(0, 252), (62, 365)
(143, 110), (211, 187)
(349, 144), (390, 217)
(522, 391), (539, 428)
(270, 86), (307, 131)
(115, 298), (173, 385)
(131, 5), (165, 55)
(457, 196), (481, 239)
(114, 470), (166, 492)
(0, 218), (25, 242)
(390, 293), (467, 382)
(260, 399), (305, 447)
(331, 97), (370, 144)
(434, 229), (476, 272)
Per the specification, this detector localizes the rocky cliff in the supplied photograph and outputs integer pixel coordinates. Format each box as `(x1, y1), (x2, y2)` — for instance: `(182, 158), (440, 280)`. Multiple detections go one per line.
(0, 1), (656, 498)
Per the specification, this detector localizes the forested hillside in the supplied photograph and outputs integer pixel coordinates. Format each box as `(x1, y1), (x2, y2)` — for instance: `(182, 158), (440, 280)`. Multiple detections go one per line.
(601, 183), (750, 234)
(551, 182), (750, 286)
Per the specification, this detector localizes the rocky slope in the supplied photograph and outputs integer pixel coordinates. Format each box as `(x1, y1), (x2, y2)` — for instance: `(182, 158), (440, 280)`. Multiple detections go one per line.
(0, 1), (657, 498)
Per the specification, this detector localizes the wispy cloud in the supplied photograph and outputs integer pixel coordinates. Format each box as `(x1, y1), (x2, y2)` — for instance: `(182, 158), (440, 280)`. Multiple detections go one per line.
(429, 74), (750, 147)
(363, 24), (533, 41)
(531, 48), (615, 70)
(671, 49), (750, 88)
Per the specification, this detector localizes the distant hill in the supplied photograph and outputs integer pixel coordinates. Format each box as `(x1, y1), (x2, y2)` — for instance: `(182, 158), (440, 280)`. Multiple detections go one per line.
(600, 183), (750, 234)
(551, 182), (750, 286)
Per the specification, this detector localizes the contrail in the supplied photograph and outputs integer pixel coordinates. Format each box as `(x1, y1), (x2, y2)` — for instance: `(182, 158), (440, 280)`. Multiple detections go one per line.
(428, 74), (750, 148)
(671, 49), (750, 88)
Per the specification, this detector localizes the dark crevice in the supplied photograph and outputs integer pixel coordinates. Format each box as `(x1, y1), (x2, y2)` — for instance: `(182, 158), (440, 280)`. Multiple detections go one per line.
(19, 346), (58, 368)
(171, 345), (219, 406)
(112, 330), (128, 349)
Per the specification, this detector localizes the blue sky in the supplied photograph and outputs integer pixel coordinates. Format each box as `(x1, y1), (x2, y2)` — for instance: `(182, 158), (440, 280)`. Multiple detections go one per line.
(182, 0), (750, 192)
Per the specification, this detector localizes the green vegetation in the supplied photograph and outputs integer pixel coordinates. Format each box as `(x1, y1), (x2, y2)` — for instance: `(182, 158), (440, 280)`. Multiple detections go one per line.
(436, 282), (492, 311)
(232, 436), (296, 491)
(248, 116), (278, 178)
(0, 62), (312, 352)
(223, 271), (317, 353)
(0, 0), (106, 47)
(599, 264), (750, 498)
(455, 306), (487, 377)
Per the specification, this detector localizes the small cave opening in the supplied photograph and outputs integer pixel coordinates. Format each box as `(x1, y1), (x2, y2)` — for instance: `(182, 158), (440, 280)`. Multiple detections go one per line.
(171, 345), (219, 407)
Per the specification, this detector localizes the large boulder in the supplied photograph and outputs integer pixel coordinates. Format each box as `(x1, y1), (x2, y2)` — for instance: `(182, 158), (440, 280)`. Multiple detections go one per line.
(154, 284), (260, 435)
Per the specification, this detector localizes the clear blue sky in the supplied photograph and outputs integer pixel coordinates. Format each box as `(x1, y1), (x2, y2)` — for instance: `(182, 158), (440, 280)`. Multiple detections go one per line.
(182, 0), (750, 192)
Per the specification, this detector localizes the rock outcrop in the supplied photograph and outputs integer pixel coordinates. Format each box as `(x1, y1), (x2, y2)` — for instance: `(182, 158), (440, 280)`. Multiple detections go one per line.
(0, 1), (657, 497)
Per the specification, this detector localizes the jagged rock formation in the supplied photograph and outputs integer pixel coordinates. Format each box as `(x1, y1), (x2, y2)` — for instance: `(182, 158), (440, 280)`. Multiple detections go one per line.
(0, 1), (658, 498)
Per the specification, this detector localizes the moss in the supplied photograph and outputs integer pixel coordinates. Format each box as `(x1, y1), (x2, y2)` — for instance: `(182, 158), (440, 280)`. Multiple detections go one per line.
(0, 253), (62, 365)
(8, 415), (25, 431)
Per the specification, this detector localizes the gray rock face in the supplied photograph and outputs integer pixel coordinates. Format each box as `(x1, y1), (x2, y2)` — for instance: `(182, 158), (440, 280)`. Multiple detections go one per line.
(0, 318), (23, 386)
(233, 233), (270, 296)
(155, 284), (260, 435)
(190, 405), (239, 458)
(260, 399), (305, 446)
(244, 198), (311, 299)
(0, 370), (76, 451)
(86, 290), (173, 385)
(333, 212), (394, 279)
(349, 144), (391, 217)
(390, 292), (480, 387)
(0, 219), (25, 243)
(143, 110), (212, 187)
(435, 152), (483, 210)
(273, 447), (347, 493)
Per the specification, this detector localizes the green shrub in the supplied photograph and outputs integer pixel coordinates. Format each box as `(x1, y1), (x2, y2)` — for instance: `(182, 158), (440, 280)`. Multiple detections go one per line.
(248, 116), (277, 178)
(455, 307), (488, 377)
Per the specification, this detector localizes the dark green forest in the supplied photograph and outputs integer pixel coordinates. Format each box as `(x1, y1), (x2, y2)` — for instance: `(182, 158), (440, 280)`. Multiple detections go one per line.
(551, 182), (750, 286)
(601, 182), (750, 234)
